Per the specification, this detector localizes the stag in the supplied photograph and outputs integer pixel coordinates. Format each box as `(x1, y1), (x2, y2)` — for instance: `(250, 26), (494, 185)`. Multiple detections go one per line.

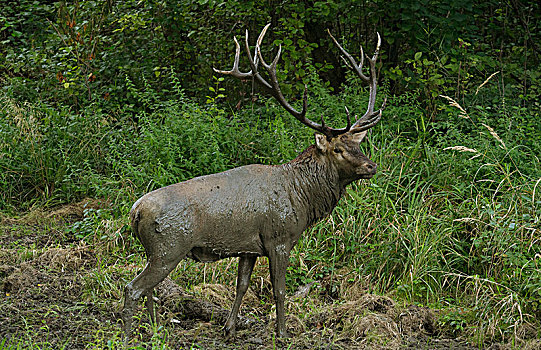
(123, 24), (384, 339)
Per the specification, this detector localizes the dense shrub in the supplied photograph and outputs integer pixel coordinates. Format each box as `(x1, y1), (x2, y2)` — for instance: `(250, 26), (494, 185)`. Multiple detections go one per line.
(1, 1), (540, 114)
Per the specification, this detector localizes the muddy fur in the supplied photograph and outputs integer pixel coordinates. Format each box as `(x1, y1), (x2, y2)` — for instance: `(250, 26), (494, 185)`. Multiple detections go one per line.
(124, 132), (378, 338)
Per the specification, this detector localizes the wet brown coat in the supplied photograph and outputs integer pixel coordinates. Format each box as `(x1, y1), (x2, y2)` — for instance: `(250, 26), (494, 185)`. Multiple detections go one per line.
(123, 132), (377, 338)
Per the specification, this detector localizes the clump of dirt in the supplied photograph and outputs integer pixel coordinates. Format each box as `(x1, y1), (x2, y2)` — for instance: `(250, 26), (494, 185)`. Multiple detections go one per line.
(399, 304), (437, 336)
(1, 263), (48, 294)
(307, 294), (401, 348)
(36, 245), (96, 272)
(1, 245), (96, 296)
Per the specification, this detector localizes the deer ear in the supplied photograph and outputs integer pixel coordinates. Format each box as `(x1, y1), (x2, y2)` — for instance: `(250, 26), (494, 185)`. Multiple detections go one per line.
(314, 133), (328, 152)
(352, 130), (368, 143)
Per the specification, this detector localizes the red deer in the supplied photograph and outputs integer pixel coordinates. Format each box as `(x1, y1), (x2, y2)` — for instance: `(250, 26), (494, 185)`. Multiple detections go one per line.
(122, 24), (384, 339)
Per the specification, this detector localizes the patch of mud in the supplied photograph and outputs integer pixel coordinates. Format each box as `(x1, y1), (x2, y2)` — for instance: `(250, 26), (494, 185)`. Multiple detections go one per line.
(0, 243), (109, 348)
(1, 202), (535, 349)
(144, 279), (478, 349)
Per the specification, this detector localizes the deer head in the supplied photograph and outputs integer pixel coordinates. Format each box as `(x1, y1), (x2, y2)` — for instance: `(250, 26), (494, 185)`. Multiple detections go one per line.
(214, 24), (385, 184)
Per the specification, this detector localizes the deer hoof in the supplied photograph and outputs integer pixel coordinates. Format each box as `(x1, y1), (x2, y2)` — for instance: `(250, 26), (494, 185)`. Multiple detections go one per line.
(276, 329), (290, 339)
(223, 324), (236, 338)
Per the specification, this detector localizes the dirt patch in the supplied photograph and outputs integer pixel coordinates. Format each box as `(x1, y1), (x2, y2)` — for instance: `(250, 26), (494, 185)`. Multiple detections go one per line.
(0, 238), (477, 350)
(36, 245), (96, 272)
(2, 263), (48, 294)
(399, 304), (437, 336)
(0, 246), (109, 348)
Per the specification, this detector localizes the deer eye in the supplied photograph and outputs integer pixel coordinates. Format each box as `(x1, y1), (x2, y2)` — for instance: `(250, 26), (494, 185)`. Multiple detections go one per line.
(333, 147), (342, 154)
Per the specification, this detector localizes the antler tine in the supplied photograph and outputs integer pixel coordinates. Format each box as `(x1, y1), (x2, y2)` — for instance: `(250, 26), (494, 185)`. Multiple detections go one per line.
(327, 29), (369, 83)
(372, 32), (381, 61)
(358, 45), (364, 73)
(256, 24), (271, 49)
(344, 106), (352, 131)
(243, 29), (256, 71)
(213, 36), (252, 79)
(351, 32), (385, 132)
(216, 25), (369, 140)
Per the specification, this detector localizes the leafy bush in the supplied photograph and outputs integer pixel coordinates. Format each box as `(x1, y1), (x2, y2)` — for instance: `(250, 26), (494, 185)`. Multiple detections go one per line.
(2, 1), (539, 116)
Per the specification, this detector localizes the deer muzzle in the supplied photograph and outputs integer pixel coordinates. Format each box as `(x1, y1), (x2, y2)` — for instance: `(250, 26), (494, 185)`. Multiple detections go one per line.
(357, 161), (377, 178)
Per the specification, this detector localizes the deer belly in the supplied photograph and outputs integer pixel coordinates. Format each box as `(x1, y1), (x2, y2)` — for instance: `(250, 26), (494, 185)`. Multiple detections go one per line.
(187, 246), (262, 262)
(187, 247), (222, 262)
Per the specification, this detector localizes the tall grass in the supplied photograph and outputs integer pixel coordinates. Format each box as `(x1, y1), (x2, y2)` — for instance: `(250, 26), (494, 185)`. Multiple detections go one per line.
(1, 70), (539, 346)
(288, 87), (541, 344)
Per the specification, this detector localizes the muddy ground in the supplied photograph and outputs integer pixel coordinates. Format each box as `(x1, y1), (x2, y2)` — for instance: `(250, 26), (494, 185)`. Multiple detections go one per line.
(0, 200), (535, 349)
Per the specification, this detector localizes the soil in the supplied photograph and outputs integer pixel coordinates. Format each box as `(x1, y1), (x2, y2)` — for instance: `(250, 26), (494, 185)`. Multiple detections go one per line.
(0, 199), (525, 349)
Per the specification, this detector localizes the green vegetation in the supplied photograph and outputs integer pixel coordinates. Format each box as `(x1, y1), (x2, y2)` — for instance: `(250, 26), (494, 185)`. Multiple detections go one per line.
(1, 0), (540, 349)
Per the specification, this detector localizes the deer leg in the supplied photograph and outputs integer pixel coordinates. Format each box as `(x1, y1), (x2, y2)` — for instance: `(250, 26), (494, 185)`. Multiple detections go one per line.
(268, 245), (290, 338)
(145, 290), (156, 325)
(123, 251), (187, 341)
(224, 254), (257, 336)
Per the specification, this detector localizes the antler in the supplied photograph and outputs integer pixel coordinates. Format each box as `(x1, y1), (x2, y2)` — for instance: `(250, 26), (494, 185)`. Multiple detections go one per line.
(327, 30), (386, 133)
(214, 24), (384, 139)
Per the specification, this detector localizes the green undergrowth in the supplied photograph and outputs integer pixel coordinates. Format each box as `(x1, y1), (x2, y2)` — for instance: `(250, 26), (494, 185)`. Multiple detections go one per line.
(0, 72), (540, 348)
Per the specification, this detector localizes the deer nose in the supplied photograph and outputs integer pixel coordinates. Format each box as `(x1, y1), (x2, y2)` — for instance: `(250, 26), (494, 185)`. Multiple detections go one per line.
(366, 162), (377, 174)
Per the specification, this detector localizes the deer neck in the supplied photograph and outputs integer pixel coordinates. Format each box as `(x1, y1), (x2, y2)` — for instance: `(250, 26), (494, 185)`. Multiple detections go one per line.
(284, 145), (344, 226)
